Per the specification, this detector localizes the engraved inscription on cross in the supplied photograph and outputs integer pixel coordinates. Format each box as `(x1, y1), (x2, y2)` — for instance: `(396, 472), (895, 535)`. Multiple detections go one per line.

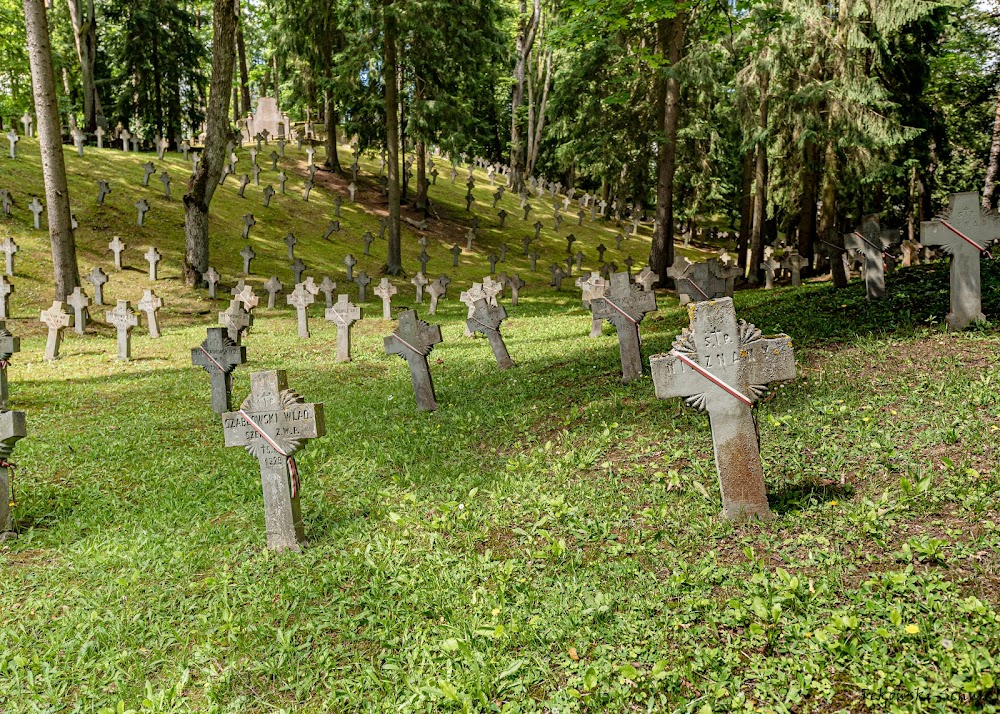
(192, 327), (246, 415)
(590, 272), (657, 384)
(220, 299), (253, 343)
(223, 370), (325, 552)
(106, 300), (138, 360)
(650, 298), (796, 521)
(40, 301), (73, 361)
(920, 191), (999, 329)
(384, 310), (443, 411)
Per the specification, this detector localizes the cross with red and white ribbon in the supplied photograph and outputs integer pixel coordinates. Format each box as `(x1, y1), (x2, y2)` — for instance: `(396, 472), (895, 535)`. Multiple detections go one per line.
(939, 220), (993, 259)
(670, 350), (753, 406)
(237, 409), (301, 498)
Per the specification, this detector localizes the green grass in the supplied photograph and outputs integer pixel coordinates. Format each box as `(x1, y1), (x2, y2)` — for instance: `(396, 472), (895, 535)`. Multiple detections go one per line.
(0, 140), (998, 713)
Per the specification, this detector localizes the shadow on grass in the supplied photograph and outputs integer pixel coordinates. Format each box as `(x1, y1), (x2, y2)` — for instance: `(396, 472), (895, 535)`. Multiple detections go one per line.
(769, 480), (856, 515)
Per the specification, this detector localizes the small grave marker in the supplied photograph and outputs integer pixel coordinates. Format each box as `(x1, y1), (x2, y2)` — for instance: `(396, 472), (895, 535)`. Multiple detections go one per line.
(467, 299), (514, 369)
(384, 310), (443, 411)
(138, 289), (162, 338)
(67, 287), (90, 335)
(287, 283), (315, 338)
(591, 272), (657, 383)
(144, 247), (160, 280)
(106, 300), (138, 360)
(650, 298), (795, 521)
(326, 294), (361, 363)
(192, 327), (247, 415)
(223, 370), (325, 552)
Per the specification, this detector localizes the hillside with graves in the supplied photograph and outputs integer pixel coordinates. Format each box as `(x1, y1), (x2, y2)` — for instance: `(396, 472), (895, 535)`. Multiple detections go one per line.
(1, 0), (999, 712)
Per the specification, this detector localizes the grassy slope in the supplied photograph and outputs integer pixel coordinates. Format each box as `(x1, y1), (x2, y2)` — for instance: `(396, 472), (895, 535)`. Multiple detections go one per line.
(0, 140), (998, 714)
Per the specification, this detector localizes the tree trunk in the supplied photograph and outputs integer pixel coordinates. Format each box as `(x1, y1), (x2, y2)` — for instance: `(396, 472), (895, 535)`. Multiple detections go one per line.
(509, 0), (540, 195)
(737, 149), (753, 269)
(648, 13), (685, 286)
(183, 0), (237, 287)
(527, 50), (551, 177)
(818, 141), (848, 288)
(324, 92), (341, 172)
(383, 0), (402, 275)
(797, 137), (819, 270)
(25, 0), (80, 299)
(66, 0), (103, 133)
(236, 9), (251, 116)
(748, 70), (769, 285)
(416, 140), (427, 215)
(984, 83), (1000, 212)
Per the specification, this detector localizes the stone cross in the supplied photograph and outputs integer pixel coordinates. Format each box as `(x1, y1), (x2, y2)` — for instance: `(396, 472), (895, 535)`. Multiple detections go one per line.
(192, 327), (247, 415)
(375, 278), (397, 319)
(781, 252), (809, 288)
(144, 247), (160, 280)
(319, 277), (337, 309)
(28, 199), (43, 230)
(287, 283), (315, 338)
(362, 232), (374, 255)
(354, 271), (371, 301)
(70, 128), (85, 157)
(238, 174), (250, 198)
(488, 253), (499, 274)
(533, 221), (543, 240)
(234, 283), (259, 312)
(67, 286), (90, 335)
(106, 300), (138, 360)
(252, 164), (261, 185)
(138, 289), (162, 338)
(220, 299), (253, 343)
(580, 272), (608, 338)
(591, 272), (657, 384)
(0, 407), (27, 539)
(324, 221), (340, 240)
(291, 258), (306, 284)
(20, 112), (32, 138)
(94, 125), (105, 149)
(242, 214), (256, 239)
(921, 191), (999, 329)
(263, 185), (275, 207)
(343, 254), (356, 281)
(278, 172), (287, 193)
(142, 161), (156, 186)
(40, 301), (73, 360)
(760, 256), (781, 289)
(0, 321), (20, 410)
(482, 276), (503, 306)
(467, 298), (514, 370)
(635, 266), (657, 292)
(206, 267), (220, 298)
(326, 294), (361, 363)
(159, 172), (171, 200)
(384, 310), (443, 411)
(451, 244), (463, 267)
(503, 274), (522, 306)
(240, 245), (256, 274)
(0, 276), (11, 319)
(180, 139), (190, 159)
(284, 233), (297, 260)
(223, 370), (325, 552)
(108, 236), (126, 270)
(155, 135), (168, 159)
(119, 127), (130, 150)
(0, 190), (11, 217)
(96, 179), (111, 206)
(264, 276), (283, 308)
(6, 128), (18, 159)
(411, 272), (429, 303)
(650, 297), (796, 521)
(348, 182), (357, 202)
(0, 238), (18, 276)
(135, 199), (150, 227)
(427, 278), (446, 315)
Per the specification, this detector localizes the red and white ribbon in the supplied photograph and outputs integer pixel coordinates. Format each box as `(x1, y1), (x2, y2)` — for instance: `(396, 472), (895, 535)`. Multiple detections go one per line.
(670, 351), (753, 406)
(238, 409), (300, 498)
(939, 220), (992, 259)
(393, 333), (422, 355)
(684, 277), (710, 300)
(853, 231), (887, 255)
(600, 298), (637, 325)
(198, 346), (226, 373)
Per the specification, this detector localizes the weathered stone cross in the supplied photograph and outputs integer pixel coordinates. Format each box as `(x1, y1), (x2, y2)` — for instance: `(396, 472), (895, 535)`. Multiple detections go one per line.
(580, 272), (608, 338)
(192, 327), (246, 415)
(0, 408), (27, 539)
(108, 236), (125, 270)
(411, 272), (429, 304)
(1, 238), (18, 277)
(40, 302), (72, 360)
(354, 271), (371, 301)
(467, 298), (514, 369)
(6, 128), (18, 159)
(223, 370), (325, 552)
(96, 179), (111, 206)
(144, 247), (160, 280)
(920, 191), (999, 329)
(590, 272), (657, 383)
(67, 287), (91, 335)
(86, 266), (108, 304)
(219, 299), (253, 343)
(0, 276), (12, 319)
(844, 214), (898, 300)
(138, 289), (162, 338)
(287, 283), (315, 338)
(135, 199), (150, 228)
(0, 321), (20, 410)
(326, 294), (362, 363)
(106, 300), (138, 360)
(650, 298), (796, 521)
(240, 245), (256, 275)
(28, 199), (43, 230)
(375, 278), (397, 319)
(384, 310), (443, 411)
